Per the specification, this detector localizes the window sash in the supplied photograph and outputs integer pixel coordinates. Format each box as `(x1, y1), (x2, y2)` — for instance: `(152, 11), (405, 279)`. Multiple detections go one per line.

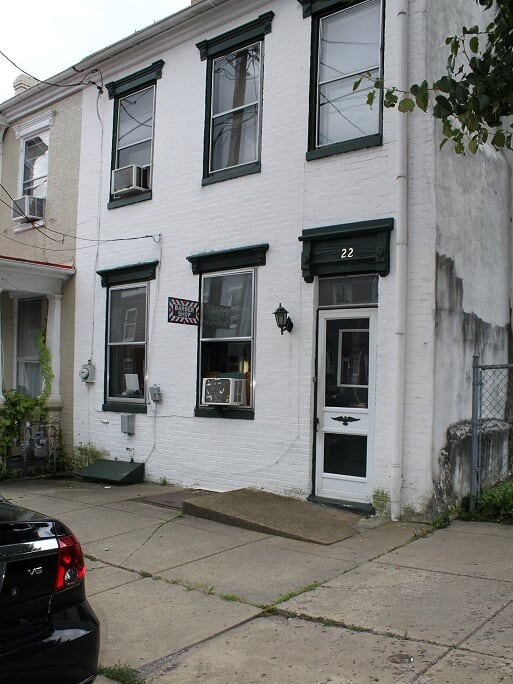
(315, 0), (382, 148)
(107, 283), (148, 402)
(22, 133), (49, 197)
(199, 269), (255, 407)
(208, 42), (262, 174)
(115, 86), (155, 170)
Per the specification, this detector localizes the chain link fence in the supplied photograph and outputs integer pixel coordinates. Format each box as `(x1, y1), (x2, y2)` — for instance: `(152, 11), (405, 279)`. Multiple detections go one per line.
(470, 356), (513, 509)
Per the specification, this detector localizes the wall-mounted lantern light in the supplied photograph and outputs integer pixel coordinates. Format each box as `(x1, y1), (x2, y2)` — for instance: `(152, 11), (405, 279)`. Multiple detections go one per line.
(273, 303), (293, 335)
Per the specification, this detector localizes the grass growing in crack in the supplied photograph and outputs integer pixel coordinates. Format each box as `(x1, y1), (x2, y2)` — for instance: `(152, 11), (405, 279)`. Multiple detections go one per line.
(220, 593), (244, 602)
(410, 516), (451, 541)
(98, 664), (144, 684)
(270, 580), (326, 607)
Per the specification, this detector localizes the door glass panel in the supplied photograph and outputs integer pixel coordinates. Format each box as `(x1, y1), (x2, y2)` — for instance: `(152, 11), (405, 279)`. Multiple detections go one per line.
(325, 319), (369, 408)
(324, 433), (367, 477)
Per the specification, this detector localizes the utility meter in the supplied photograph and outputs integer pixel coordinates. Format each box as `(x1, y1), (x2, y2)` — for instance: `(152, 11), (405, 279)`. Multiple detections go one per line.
(79, 361), (96, 383)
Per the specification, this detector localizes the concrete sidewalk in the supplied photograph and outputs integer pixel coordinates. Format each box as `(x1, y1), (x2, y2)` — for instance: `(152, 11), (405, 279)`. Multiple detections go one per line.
(2, 478), (512, 683)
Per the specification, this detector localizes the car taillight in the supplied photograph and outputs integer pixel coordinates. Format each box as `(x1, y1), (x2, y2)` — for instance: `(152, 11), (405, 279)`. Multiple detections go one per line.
(54, 534), (86, 591)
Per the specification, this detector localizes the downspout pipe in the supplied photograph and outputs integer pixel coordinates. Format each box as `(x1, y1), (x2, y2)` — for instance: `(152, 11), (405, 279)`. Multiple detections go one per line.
(390, 0), (409, 521)
(0, 115), (8, 403)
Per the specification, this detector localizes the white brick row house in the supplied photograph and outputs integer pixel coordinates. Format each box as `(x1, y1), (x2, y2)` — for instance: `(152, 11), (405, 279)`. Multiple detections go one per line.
(2, 0), (510, 519)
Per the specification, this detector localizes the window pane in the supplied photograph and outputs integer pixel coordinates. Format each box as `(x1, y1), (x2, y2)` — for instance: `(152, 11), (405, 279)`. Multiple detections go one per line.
(319, 0), (381, 83)
(118, 140), (152, 168)
(213, 44), (261, 115)
(319, 70), (379, 145)
(17, 299), (43, 398)
(211, 104), (258, 171)
(325, 319), (369, 408)
(17, 361), (41, 398)
(118, 87), (154, 149)
(109, 287), (146, 343)
(23, 133), (49, 197)
(324, 433), (367, 477)
(108, 345), (145, 399)
(202, 272), (253, 339)
(201, 341), (252, 405)
(319, 276), (378, 306)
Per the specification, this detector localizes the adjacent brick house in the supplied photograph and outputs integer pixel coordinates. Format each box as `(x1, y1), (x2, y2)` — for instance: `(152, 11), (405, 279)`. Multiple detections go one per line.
(0, 77), (81, 457)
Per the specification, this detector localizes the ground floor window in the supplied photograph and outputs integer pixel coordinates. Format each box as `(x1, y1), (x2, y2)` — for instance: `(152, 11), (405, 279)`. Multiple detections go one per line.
(199, 269), (254, 409)
(17, 298), (43, 397)
(107, 284), (147, 404)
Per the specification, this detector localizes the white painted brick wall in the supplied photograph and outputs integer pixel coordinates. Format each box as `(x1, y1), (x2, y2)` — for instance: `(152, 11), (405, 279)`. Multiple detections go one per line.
(73, 0), (511, 515)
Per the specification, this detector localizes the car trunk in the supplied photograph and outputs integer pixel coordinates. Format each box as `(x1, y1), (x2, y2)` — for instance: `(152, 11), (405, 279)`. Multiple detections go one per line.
(0, 504), (59, 651)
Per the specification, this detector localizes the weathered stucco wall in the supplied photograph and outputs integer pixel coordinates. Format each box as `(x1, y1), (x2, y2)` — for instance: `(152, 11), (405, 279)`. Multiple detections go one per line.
(428, 1), (511, 513)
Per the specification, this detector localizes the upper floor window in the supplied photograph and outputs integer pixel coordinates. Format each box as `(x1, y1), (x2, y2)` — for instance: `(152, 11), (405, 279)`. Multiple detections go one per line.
(23, 133), (49, 198)
(106, 61), (164, 209)
(13, 110), (54, 227)
(197, 12), (274, 185)
(304, 0), (383, 160)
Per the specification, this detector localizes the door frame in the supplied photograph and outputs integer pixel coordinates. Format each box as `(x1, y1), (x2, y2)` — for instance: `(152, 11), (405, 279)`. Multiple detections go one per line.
(314, 307), (377, 504)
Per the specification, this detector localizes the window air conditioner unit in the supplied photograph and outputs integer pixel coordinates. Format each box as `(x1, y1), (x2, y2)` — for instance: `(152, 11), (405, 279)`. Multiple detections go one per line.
(202, 377), (246, 406)
(12, 195), (45, 222)
(111, 164), (150, 196)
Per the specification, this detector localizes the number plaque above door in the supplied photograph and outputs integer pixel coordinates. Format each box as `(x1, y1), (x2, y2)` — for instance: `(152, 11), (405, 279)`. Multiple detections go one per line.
(299, 218), (394, 282)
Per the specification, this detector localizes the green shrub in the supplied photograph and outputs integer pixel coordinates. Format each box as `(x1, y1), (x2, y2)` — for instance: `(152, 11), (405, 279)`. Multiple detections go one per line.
(461, 480), (513, 523)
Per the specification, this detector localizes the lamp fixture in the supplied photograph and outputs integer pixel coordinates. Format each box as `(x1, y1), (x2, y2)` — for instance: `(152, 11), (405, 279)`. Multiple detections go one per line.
(274, 303), (293, 334)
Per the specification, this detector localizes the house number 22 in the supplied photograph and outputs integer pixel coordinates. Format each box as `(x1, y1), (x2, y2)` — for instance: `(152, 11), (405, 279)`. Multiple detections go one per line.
(340, 247), (354, 259)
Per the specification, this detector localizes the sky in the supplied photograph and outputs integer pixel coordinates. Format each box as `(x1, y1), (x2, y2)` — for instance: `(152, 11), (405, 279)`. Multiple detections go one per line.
(0, 0), (190, 103)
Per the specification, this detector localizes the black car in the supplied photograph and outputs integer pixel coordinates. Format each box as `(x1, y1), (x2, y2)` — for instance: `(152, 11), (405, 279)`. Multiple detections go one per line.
(0, 494), (99, 684)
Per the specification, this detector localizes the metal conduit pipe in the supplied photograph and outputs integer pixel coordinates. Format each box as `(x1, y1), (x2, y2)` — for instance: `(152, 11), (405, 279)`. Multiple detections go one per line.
(390, 0), (409, 521)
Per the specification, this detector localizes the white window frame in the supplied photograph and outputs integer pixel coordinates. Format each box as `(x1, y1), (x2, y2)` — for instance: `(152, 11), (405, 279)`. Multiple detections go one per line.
(113, 85), (155, 180)
(13, 111), (54, 231)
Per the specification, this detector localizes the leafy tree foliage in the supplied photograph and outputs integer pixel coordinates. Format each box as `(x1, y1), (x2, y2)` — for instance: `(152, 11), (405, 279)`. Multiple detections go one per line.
(361, 0), (513, 153)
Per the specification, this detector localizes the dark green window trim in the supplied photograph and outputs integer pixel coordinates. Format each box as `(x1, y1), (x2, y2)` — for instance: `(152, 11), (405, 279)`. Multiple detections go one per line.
(99, 262), (157, 412)
(299, 218), (393, 281)
(197, 13), (274, 184)
(106, 61), (164, 99)
(306, 134), (382, 160)
(106, 61), (163, 207)
(201, 162), (261, 187)
(102, 402), (148, 414)
(196, 13), (274, 61)
(298, 0), (361, 18)
(187, 243), (269, 275)
(97, 261), (158, 287)
(304, 0), (385, 160)
(107, 190), (152, 210)
(195, 406), (255, 420)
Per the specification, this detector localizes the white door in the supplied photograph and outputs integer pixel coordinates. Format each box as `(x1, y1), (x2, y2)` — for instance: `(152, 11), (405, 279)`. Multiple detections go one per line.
(315, 309), (376, 503)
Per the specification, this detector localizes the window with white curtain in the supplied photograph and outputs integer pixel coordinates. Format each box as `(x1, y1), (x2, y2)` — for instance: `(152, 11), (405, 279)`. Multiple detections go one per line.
(17, 298), (43, 398)
(308, 0), (383, 159)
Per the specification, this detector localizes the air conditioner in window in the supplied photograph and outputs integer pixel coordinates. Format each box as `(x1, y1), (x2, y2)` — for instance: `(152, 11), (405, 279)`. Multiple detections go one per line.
(111, 164), (150, 196)
(12, 195), (46, 222)
(202, 378), (247, 406)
